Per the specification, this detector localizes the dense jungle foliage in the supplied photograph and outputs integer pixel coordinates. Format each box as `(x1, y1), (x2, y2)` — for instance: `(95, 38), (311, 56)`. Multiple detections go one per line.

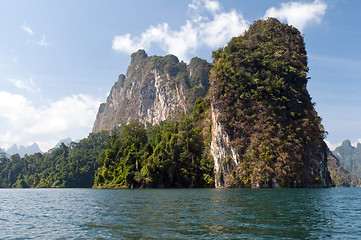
(0, 131), (110, 188)
(211, 18), (328, 187)
(0, 98), (213, 188)
(94, 97), (214, 188)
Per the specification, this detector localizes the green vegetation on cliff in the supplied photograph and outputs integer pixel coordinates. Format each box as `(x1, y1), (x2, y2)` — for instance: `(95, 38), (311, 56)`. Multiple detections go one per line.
(0, 98), (214, 189)
(94, 98), (214, 188)
(211, 18), (330, 187)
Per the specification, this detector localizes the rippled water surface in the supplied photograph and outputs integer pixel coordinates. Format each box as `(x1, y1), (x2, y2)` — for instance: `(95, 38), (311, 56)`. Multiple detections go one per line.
(0, 188), (360, 239)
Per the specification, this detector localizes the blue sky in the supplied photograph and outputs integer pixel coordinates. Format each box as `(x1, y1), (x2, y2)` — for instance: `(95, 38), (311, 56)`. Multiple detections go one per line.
(0, 0), (360, 151)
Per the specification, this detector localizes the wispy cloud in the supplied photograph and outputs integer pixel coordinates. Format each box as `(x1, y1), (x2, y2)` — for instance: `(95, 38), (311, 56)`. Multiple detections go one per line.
(264, 0), (327, 32)
(21, 23), (34, 35)
(112, 0), (249, 61)
(0, 92), (101, 151)
(27, 35), (54, 47)
(324, 140), (341, 151)
(22, 23), (54, 47)
(37, 35), (53, 47)
(8, 77), (40, 93)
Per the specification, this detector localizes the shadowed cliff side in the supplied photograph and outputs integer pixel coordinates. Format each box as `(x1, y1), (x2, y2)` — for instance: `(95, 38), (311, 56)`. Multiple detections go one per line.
(327, 148), (360, 187)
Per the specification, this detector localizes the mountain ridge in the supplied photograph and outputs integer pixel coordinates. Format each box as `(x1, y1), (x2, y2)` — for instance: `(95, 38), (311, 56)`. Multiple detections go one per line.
(5, 143), (42, 157)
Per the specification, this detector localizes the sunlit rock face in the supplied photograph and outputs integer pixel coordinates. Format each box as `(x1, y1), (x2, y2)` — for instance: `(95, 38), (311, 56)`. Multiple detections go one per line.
(92, 49), (211, 133)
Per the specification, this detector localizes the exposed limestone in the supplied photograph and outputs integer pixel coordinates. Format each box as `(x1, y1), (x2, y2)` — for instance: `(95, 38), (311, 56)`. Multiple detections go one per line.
(92, 50), (211, 133)
(210, 106), (237, 188)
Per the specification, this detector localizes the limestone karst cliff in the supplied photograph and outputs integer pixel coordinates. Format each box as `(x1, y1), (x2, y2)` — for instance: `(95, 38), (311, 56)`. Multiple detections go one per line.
(210, 18), (331, 188)
(92, 19), (334, 188)
(92, 50), (211, 133)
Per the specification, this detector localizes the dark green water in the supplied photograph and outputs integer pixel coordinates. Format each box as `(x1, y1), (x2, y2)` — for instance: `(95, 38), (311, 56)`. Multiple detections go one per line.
(0, 188), (360, 239)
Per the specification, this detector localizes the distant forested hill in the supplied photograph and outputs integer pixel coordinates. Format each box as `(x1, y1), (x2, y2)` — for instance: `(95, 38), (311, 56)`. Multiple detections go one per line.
(0, 131), (110, 188)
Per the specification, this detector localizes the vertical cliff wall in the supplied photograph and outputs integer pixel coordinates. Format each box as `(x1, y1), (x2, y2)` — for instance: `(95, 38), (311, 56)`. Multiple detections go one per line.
(210, 18), (331, 188)
(210, 105), (237, 188)
(92, 50), (211, 133)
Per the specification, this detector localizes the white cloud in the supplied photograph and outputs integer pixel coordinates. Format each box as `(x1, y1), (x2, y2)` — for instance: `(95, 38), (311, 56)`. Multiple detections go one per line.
(0, 92), (101, 151)
(8, 77), (40, 93)
(112, 0), (328, 60)
(204, 0), (221, 13)
(112, 0), (248, 61)
(22, 22), (54, 47)
(325, 140), (341, 151)
(264, 0), (327, 32)
(189, 0), (221, 15)
(22, 24), (34, 35)
(37, 35), (53, 47)
(27, 35), (54, 47)
(199, 10), (245, 48)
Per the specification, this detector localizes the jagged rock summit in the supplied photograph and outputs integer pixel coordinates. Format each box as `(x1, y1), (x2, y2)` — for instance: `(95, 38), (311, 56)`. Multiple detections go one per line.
(6, 143), (42, 157)
(54, 137), (73, 149)
(333, 139), (361, 180)
(92, 50), (211, 133)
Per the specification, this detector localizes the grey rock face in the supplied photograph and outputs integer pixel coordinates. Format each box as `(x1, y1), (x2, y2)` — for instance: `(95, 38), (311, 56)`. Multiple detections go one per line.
(6, 143), (42, 157)
(92, 50), (211, 133)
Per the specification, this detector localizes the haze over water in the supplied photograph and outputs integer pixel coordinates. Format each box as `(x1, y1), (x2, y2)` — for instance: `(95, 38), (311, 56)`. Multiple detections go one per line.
(1, 188), (360, 239)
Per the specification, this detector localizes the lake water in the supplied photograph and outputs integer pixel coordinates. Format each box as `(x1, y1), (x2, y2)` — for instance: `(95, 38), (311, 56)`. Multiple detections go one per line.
(0, 188), (360, 239)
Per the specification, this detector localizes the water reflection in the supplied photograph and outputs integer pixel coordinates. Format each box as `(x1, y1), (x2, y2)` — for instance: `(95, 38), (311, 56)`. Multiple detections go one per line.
(93, 188), (335, 239)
